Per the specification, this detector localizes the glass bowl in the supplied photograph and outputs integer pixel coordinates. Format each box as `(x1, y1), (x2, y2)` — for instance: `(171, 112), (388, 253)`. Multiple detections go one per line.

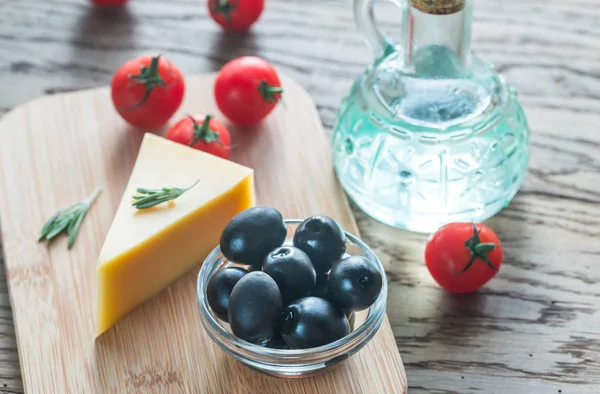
(196, 219), (387, 378)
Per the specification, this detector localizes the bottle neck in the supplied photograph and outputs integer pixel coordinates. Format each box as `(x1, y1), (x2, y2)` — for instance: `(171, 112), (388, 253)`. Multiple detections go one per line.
(403, 0), (472, 75)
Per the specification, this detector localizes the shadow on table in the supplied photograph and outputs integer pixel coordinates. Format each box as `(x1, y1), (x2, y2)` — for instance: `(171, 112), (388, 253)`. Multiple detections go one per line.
(73, 4), (136, 43)
(425, 291), (491, 347)
(206, 31), (261, 70)
(67, 4), (136, 76)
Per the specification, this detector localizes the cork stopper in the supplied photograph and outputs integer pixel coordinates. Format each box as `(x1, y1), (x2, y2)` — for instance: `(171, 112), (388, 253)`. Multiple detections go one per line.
(410, 0), (465, 15)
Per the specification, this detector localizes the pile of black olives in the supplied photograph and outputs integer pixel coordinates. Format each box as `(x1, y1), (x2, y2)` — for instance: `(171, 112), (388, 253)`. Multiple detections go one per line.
(206, 206), (383, 350)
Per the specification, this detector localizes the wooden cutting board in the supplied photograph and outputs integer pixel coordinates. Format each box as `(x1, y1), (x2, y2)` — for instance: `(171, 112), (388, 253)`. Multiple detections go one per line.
(0, 74), (407, 393)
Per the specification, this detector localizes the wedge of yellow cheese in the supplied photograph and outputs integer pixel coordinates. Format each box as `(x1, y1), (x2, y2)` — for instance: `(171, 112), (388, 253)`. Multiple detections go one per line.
(96, 133), (255, 336)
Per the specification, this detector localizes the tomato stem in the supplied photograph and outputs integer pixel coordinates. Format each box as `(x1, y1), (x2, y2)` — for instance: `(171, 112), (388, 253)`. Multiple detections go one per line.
(258, 80), (283, 104)
(461, 223), (498, 273)
(210, 0), (237, 24)
(121, 55), (166, 110)
(189, 115), (224, 147)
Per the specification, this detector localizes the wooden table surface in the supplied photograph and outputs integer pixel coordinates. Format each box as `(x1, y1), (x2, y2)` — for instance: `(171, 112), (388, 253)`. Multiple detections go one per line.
(0, 0), (598, 393)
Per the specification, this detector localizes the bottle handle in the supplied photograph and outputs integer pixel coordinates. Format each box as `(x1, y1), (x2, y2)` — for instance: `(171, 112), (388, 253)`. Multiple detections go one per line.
(354, 0), (405, 59)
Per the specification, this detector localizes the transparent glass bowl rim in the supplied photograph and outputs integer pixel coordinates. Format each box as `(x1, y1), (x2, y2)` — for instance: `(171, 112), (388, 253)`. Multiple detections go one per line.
(196, 219), (388, 358)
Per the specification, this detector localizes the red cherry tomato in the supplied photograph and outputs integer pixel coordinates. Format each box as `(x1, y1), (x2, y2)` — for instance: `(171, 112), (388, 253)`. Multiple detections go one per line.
(111, 55), (185, 129)
(214, 56), (282, 126)
(90, 0), (128, 6)
(208, 0), (264, 32)
(425, 223), (503, 294)
(166, 115), (231, 159)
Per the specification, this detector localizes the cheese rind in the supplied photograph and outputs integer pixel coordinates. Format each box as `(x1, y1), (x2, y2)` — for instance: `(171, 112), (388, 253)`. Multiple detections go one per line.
(96, 134), (255, 336)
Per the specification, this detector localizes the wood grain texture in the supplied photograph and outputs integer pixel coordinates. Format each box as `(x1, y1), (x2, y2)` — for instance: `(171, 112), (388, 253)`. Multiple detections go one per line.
(0, 0), (599, 393)
(0, 74), (407, 393)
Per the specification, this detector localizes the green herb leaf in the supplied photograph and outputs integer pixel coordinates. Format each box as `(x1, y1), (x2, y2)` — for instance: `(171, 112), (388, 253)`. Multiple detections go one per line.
(136, 188), (159, 195)
(132, 180), (199, 210)
(45, 216), (72, 240)
(39, 212), (60, 241)
(39, 188), (102, 249)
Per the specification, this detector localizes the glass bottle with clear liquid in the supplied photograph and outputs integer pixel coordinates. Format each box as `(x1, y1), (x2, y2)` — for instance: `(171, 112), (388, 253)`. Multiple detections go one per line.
(332, 0), (530, 232)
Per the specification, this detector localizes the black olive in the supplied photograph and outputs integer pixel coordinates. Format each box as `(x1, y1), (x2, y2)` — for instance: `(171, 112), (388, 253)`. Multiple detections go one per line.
(220, 206), (287, 268)
(206, 267), (248, 322)
(326, 256), (382, 311)
(228, 272), (283, 344)
(281, 297), (349, 349)
(293, 216), (346, 273)
(263, 246), (316, 304)
(309, 273), (328, 298)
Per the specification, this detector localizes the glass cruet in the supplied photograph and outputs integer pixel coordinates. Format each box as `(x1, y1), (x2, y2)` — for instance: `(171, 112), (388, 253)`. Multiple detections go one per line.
(332, 0), (530, 233)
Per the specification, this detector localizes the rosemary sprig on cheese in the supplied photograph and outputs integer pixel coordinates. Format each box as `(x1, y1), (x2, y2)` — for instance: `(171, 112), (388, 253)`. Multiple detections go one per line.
(132, 179), (199, 210)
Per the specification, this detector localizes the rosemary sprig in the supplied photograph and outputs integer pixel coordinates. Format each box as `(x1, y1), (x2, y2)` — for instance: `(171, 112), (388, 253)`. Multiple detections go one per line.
(132, 179), (199, 210)
(39, 188), (102, 249)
